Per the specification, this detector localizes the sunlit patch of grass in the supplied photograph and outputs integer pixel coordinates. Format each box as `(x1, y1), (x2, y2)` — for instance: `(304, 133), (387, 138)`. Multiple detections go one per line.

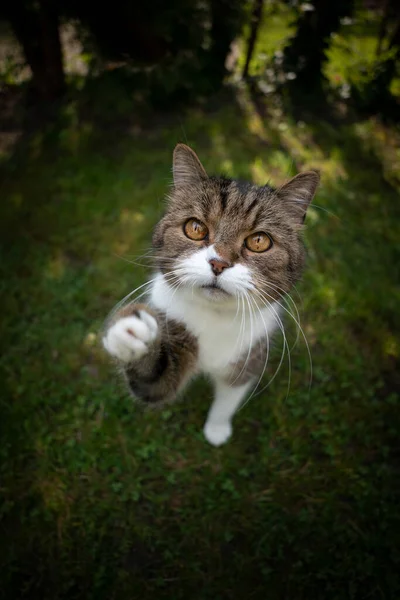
(246, 108), (268, 139)
(45, 251), (68, 280)
(219, 158), (234, 176)
(250, 157), (269, 184)
(383, 334), (398, 358)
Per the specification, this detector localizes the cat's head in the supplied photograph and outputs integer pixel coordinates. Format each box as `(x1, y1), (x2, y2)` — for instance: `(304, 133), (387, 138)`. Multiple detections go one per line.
(153, 144), (319, 305)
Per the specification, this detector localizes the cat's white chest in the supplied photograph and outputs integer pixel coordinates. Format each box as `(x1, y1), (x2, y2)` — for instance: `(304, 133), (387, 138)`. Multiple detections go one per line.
(189, 308), (248, 373)
(149, 274), (278, 376)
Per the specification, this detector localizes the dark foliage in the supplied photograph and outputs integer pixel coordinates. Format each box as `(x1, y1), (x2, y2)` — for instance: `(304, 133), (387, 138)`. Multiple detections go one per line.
(353, 0), (400, 116)
(3, 0), (65, 102)
(282, 0), (355, 91)
(2, 0), (246, 105)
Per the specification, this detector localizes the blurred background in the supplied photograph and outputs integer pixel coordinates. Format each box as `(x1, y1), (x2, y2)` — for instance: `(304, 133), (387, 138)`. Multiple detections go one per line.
(1, 1), (400, 598)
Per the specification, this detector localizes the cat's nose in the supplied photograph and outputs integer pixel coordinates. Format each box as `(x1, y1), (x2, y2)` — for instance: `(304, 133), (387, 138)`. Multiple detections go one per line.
(209, 258), (232, 276)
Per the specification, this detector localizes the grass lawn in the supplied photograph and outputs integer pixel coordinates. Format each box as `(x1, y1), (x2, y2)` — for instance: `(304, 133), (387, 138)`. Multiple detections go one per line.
(1, 82), (400, 599)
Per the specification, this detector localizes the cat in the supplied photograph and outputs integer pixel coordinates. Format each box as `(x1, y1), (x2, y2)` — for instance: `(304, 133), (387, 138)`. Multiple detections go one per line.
(103, 143), (319, 446)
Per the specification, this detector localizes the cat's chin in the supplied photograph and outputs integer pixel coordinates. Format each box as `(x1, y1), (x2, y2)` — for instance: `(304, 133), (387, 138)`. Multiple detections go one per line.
(199, 285), (232, 302)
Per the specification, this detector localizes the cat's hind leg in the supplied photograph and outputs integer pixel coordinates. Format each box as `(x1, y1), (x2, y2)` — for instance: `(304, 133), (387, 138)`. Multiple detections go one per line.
(204, 379), (254, 446)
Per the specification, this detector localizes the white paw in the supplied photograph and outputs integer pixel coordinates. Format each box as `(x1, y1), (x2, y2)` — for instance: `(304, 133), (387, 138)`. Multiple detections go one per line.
(103, 310), (158, 363)
(203, 421), (232, 447)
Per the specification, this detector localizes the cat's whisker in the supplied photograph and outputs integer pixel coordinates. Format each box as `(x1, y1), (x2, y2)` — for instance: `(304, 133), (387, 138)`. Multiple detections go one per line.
(230, 292), (247, 374)
(117, 251), (194, 270)
(256, 276), (302, 309)
(160, 280), (182, 344)
(190, 278), (197, 300)
(131, 288), (153, 304)
(250, 294), (286, 396)
(233, 292), (249, 378)
(241, 290), (255, 381)
(108, 270), (184, 321)
(285, 201), (338, 219)
(252, 277), (301, 344)
(115, 248), (162, 265)
(231, 294), (244, 364)
(118, 248), (155, 260)
(114, 254), (151, 268)
(252, 290), (293, 401)
(254, 290), (285, 360)
(284, 299), (301, 351)
(164, 276), (191, 343)
(219, 291), (244, 369)
(253, 273), (304, 308)
(230, 289), (256, 386)
(219, 293), (240, 370)
(232, 291), (241, 324)
(253, 276), (298, 314)
(255, 286), (312, 394)
(255, 278), (301, 351)
(250, 291), (266, 386)
(239, 294), (272, 409)
(107, 275), (166, 319)
(261, 278), (303, 307)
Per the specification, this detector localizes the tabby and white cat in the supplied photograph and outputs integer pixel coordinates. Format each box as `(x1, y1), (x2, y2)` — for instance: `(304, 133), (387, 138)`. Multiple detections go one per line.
(103, 144), (319, 446)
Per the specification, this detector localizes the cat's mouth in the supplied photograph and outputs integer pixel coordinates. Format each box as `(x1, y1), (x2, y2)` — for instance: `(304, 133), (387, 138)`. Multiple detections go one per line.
(200, 282), (230, 298)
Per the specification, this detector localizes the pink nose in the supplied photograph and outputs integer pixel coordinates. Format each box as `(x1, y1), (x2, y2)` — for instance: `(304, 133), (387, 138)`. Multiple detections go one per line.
(209, 258), (231, 276)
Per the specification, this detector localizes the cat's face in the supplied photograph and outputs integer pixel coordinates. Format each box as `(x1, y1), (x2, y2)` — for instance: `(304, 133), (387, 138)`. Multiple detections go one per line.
(153, 144), (319, 306)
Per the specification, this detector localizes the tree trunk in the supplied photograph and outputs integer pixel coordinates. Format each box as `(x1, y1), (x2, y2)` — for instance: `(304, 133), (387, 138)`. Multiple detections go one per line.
(7, 0), (65, 102)
(376, 0), (390, 57)
(243, 0), (264, 79)
(208, 0), (244, 87)
(282, 0), (354, 91)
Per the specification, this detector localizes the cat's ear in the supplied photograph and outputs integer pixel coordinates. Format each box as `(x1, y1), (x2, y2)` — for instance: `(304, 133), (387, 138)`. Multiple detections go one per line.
(173, 144), (208, 186)
(277, 171), (320, 224)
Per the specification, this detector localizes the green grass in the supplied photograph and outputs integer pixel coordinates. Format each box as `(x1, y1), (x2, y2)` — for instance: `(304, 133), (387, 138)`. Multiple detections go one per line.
(1, 84), (400, 599)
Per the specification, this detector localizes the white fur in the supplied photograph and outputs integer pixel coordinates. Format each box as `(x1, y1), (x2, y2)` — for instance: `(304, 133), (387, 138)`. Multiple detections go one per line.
(204, 380), (254, 446)
(103, 311), (158, 363)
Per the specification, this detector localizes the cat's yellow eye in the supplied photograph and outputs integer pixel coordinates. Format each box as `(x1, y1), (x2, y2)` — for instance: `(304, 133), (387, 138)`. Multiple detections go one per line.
(245, 232), (273, 253)
(184, 218), (208, 241)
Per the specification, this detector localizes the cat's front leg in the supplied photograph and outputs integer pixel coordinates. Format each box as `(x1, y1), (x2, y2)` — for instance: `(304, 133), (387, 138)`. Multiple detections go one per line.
(103, 308), (159, 364)
(204, 379), (254, 446)
(103, 303), (197, 405)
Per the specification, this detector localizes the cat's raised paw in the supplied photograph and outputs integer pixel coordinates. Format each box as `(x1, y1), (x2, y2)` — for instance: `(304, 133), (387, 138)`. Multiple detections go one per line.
(103, 310), (158, 363)
(203, 421), (232, 447)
